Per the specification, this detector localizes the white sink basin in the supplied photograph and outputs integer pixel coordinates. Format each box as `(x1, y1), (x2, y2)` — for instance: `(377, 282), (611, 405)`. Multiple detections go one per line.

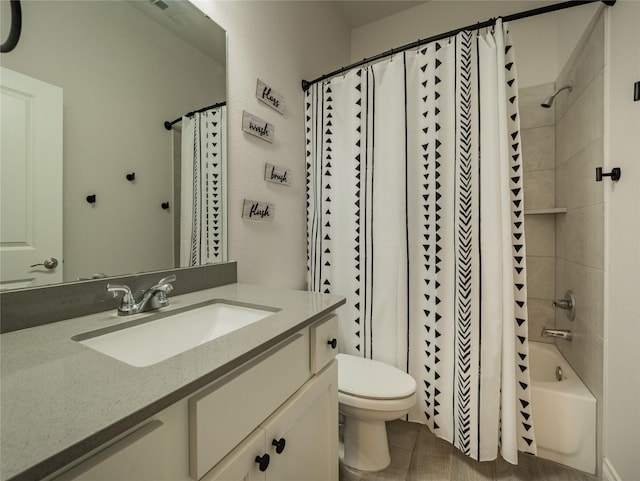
(75, 301), (276, 367)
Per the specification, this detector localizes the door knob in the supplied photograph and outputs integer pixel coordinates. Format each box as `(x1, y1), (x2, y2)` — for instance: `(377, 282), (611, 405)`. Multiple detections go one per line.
(30, 257), (58, 269)
(327, 338), (337, 349)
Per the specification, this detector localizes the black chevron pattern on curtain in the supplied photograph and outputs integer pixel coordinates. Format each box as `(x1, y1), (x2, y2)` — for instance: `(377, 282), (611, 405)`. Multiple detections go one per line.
(454, 30), (474, 456)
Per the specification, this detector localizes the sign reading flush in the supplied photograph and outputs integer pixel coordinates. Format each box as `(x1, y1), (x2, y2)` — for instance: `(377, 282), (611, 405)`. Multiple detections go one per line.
(242, 111), (274, 143)
(242, 199), (275, 221)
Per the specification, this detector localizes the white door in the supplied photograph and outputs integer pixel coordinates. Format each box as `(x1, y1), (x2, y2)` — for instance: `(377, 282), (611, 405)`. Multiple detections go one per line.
(0, 67), (63, 289)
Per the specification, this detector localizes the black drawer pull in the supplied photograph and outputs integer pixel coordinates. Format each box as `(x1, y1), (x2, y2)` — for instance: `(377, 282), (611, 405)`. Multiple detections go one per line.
(327, 338), (337, 349)
(255, 454), (270, 472)
(272, 437), (286, 454)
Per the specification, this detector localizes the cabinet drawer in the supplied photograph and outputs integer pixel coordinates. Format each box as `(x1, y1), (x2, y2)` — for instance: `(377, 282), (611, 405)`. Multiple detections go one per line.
(310, 315), (339, 374)
(189, 333), (309, 480)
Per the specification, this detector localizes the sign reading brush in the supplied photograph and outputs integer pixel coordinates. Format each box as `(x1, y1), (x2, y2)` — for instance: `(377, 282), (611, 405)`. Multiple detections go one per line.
(242, 111), (274, 143)
(264, 163), (291, 186)
(256, 79), (285, 114)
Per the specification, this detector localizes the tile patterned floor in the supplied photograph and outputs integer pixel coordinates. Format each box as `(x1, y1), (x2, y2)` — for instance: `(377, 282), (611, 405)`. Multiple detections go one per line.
(339, 420), (596, 481)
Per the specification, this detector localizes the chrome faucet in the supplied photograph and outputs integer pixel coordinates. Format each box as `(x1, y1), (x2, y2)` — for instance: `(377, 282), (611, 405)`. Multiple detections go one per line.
(541, 327), (572, 341)
(107, 275), (175, 316)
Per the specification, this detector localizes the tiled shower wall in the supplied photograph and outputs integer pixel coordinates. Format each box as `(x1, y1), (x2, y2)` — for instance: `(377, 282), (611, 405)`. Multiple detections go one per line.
(520, 83), (557, 343)
(554, 10), (605, 475)
(521, 10), (604, 476)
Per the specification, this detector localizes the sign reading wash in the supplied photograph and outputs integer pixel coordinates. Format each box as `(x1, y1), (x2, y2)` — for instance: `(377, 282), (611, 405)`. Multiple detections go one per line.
(256, 79), (285, 114)
(242, 199), (275, 221)
(242, 111), (274, 143)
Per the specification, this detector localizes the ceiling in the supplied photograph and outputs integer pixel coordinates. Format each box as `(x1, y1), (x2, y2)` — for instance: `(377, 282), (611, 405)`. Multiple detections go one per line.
(330, 1), (427, 29)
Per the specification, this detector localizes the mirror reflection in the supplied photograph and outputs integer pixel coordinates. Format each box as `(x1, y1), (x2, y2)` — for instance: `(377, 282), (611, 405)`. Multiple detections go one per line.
(0, 0), (227, 290)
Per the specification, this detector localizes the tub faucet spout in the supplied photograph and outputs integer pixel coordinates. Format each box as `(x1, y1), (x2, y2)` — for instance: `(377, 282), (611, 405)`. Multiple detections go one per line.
(541, 327), (572, 341)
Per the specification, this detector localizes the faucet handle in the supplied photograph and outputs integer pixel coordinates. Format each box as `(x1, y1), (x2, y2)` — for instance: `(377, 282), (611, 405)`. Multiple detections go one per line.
(106, 284), (135, 313)
(152, 275), (176, 289)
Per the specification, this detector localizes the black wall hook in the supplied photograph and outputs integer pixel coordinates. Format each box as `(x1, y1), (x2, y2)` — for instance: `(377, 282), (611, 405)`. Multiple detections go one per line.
(126, 172), (135, 181)
(86, 194), (96, 204)
(596, 167), (621, 182)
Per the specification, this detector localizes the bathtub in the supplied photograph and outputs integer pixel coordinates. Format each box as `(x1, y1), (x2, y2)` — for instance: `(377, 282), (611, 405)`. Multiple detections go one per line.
(529, 341), (596, 474)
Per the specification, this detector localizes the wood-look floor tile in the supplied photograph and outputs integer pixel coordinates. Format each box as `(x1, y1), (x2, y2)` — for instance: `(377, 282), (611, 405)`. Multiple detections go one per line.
(339, 421), (596, 481)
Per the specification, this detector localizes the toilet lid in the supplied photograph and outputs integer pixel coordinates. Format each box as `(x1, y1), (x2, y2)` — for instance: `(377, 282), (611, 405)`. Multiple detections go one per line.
(337, 353), (416, 400)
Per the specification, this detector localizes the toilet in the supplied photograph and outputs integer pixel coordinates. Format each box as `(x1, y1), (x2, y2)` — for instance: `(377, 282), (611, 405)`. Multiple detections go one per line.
(337, 353), (417, 472)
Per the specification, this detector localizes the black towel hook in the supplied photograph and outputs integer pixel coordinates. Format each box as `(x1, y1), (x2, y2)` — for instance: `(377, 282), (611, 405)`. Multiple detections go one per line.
(595, 167), (621, 182)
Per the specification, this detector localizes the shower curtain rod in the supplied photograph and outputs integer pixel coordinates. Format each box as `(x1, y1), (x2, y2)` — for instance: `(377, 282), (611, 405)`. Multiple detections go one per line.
(301, 0), (615, 91)
(164, 101), (226, 130)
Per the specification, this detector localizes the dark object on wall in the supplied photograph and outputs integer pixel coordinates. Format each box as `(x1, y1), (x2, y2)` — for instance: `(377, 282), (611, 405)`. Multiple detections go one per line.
(1, 0), (22, 53)
(634, 81), (639, 102)
(126, 172), (136, 181)
(164, 101), (226, 130)
(161, 202), (170, 210)
(301, 0), (616, 91)
(595, 167), (621, 182)
(86, 194), (97, 204)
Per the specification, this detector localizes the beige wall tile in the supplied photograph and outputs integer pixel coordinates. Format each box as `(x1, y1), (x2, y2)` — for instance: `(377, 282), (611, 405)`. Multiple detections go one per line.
(555, 204), (604, 269)
(555, 10), (605, 120)
(556, 322), (603, 402)
(518, 83), (555, 130)
(523, 170), (555, 210)
(524, 215), (555, 257)
(556, 136), (604, 210)
(555, 261), (604, 337)
(522, 126), (555, 172)
(556, 70), (604, 166)
(527, 298), (556, 343)
(526, 256), (555, 299)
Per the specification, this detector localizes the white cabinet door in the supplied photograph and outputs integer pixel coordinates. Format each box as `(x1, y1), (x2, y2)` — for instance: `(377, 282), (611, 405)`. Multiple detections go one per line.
(0, 67), (63, 288)
(201, 429), (267, 481)
(262, 361), (338, 481)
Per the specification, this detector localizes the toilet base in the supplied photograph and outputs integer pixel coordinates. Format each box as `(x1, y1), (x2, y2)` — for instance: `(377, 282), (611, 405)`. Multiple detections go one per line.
(342, 417), (390, 471)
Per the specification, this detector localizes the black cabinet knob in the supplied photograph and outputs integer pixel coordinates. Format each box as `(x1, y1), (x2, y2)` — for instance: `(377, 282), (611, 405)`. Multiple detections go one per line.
(327, 338), (337, 349)
(272, 437), (286, 454)
(86, 194), (96, 204)
(255, 454), (270, 472)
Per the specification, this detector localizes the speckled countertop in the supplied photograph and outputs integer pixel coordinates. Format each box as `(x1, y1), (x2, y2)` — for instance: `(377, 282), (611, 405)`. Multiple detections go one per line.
(0, 283), (344, 481)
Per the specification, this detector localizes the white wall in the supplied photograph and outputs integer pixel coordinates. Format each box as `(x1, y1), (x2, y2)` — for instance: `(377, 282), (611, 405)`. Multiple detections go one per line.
(604, 2), (640, 479)
(191, 1), (351, 289)
(350, 0), (598, 88)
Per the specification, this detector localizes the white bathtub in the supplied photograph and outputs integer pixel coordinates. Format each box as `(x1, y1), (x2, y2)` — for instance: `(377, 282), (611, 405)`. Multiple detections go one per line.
(529, 341), (596, 474)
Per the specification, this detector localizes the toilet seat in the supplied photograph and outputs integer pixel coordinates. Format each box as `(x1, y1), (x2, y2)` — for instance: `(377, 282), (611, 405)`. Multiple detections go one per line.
(337, 353), (416, 400)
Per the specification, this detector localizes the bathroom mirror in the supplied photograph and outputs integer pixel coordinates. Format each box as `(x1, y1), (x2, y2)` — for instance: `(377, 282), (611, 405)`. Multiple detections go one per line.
(0, 0), (226, 289)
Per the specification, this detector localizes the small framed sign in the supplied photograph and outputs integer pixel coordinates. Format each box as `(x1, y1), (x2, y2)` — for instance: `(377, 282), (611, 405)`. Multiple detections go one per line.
(242, 199), (275, 221)
(256, 79), (285, 114)
(242, 111), (274, 143)
(264, 163), (291, 186)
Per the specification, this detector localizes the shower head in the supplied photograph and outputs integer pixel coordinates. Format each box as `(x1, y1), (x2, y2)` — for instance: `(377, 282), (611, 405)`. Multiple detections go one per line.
(541, 82), (573, 108)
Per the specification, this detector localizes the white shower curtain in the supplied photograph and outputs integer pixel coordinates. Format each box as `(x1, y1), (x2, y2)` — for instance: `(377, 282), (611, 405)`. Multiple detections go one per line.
(306, 22), (536, 463)
(180, 106), (226, 267)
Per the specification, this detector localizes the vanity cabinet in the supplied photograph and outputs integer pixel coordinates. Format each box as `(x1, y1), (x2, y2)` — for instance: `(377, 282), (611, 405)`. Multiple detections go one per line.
(51, 314), (338, 481)
(202, 362), (338, 481)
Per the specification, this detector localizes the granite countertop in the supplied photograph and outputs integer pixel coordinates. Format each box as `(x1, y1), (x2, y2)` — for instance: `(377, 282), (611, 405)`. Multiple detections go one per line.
(0, 283), (345, 481)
